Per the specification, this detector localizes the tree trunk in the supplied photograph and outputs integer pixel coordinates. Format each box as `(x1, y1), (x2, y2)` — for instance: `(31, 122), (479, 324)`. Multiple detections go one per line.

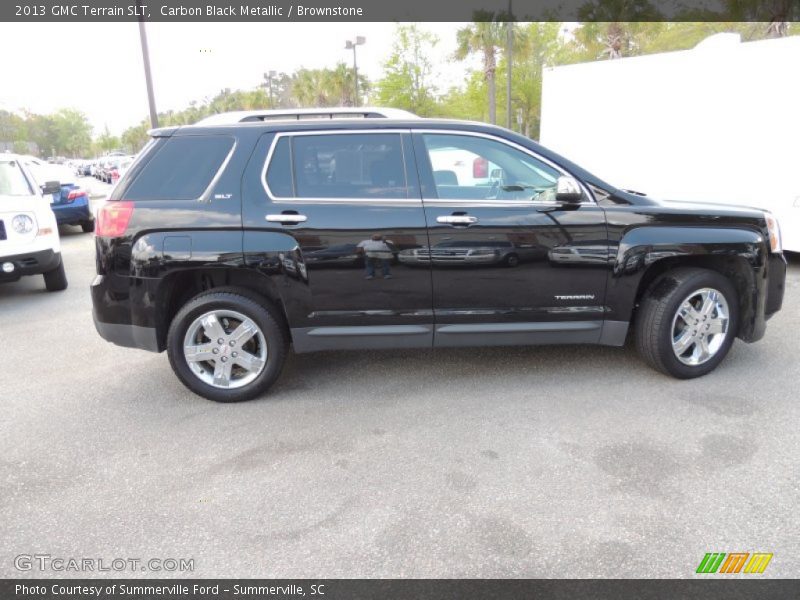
(485, 47), (497, 125)
(487, 69), (497, 124)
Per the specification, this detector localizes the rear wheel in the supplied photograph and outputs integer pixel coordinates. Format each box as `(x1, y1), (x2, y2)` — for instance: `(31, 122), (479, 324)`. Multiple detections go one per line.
(81, 220), (95, 233)
(167, 289), (288, 402)
(635, 268), (738, 379)
(43, 257), (68, 292)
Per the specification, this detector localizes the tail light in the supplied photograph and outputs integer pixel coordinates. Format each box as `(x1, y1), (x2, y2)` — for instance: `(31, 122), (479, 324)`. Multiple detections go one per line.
(111, 170), (119, 183)
(66, 189), (87, 203)
(96, 201), (134, 237)
(473, 157), (488, 179)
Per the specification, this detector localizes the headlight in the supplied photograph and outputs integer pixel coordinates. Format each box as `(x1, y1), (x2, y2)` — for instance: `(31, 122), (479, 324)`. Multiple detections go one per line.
(764, 212), (782, 253)
(11, 214), (35, 234)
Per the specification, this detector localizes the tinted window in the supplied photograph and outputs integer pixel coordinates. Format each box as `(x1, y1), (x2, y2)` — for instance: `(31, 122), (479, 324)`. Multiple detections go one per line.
(291, 133), (407, 199)
(265, 137), (293, 197)
(422, 133), (561, 202)
(124, 135), (234, 201)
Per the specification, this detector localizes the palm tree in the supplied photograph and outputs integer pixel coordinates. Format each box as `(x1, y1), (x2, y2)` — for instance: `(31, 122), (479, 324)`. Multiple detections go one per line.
(292, 69), (331, 107)
(455, 16), (505, 124)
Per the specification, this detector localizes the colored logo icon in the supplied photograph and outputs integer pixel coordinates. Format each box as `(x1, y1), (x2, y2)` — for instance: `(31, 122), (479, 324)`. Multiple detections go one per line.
(696, 552), (773, 574)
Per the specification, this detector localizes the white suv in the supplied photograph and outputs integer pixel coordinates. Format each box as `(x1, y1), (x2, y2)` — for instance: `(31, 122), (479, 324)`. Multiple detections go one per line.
(0, 154), (67, 291)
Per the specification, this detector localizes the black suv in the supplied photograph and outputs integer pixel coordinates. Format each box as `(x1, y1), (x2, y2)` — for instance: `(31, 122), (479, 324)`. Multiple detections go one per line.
(91, 109), (787, 402)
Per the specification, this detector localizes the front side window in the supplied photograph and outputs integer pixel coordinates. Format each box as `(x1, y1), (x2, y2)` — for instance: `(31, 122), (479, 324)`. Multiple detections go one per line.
(288, 133), (407, 199)
(422, 133), (562, 202)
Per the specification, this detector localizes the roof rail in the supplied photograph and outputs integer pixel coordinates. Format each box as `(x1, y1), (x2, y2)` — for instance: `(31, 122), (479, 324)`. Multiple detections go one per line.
(194, 107), (418, 126)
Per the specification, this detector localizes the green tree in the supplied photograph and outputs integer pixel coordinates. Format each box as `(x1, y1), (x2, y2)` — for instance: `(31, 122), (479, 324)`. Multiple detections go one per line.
(95, 126), (120, 154)
(495, 22), (562, 138)
(291, 65), (368, 107)
(455, 16), (506, 124)
(435, 72), (488, 122)
(50, 108), (92, 157)
(120, 122), (150, 153)
(374, 24), (440, 116)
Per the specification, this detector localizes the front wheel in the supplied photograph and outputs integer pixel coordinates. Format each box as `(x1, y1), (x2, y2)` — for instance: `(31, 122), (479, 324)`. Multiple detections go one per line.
(635, 268), (738, 379)
(167, 289), (288, 402)
(43, 257), (68, 292)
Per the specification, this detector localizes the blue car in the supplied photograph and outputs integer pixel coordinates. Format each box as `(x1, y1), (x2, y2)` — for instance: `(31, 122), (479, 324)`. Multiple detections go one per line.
(21, 157), (95, 233)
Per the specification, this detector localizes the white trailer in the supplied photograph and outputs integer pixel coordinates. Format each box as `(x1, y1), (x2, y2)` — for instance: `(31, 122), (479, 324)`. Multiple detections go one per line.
(541, 33), (800, 252)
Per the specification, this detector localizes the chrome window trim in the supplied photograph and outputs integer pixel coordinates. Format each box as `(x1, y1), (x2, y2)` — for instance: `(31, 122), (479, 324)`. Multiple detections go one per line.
(261, 129), (421, 205)
(415, 129), (597, 206)
(199, 138), (238, 203)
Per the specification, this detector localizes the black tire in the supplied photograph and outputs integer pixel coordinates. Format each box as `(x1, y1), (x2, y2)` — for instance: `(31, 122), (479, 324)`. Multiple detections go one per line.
(43, 257), (68, 292)
(167, 288), (288, 402)
(635, 267), (738, 379)
(504, 253), (519, 267)
(81, 220), (95, 233)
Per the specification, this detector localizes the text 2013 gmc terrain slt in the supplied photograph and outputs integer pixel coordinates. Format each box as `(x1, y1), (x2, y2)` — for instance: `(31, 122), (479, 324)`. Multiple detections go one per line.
(90, 109), (786, 402)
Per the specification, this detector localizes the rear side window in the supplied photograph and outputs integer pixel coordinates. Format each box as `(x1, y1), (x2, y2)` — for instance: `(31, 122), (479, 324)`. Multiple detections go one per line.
(272, 133), (407, 200)
(123, 135), (234, 201)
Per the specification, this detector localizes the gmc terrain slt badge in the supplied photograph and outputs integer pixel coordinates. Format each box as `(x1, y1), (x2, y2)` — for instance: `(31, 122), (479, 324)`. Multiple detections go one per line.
(90, 107), (787, 402)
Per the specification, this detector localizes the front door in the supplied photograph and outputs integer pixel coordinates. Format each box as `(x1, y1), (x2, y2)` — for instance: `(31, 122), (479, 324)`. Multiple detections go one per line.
(242, 129), (433, 351)
(411, 131), (609, 347)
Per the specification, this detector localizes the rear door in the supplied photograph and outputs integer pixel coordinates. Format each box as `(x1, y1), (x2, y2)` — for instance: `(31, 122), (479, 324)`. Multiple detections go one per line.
(411, 130), (609, 347)
(241, 128), (434, 351)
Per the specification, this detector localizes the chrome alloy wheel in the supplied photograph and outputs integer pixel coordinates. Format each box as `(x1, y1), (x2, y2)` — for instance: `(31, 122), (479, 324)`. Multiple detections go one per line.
(183, 310), (267, 389)
(670, 288), (730, 366)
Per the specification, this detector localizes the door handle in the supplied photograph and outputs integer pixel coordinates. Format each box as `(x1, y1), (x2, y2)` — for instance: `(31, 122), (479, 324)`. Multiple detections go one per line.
(266, 212), (307, 224)
(437, 215), (478, 225)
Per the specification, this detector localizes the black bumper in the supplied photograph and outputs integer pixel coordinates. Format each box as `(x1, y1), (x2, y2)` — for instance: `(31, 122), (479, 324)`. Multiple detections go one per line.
(765, 253), (787, 318)
(91, 274), (159, 352)
(0, 248), (61, 282)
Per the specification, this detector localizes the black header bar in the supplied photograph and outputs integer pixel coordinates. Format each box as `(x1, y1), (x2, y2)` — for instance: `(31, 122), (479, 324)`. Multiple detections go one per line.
(2, 579), (799, 600)
(1, 0), (798, 22)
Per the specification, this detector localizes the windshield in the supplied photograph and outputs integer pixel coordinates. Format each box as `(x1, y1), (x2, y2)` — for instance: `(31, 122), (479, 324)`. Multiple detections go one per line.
(0, 160), (34, 196)
(25, 161), (73, 186)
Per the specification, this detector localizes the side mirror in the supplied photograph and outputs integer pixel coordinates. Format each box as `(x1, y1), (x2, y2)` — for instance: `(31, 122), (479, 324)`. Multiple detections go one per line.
(555, 175), (583, 203)
(41, 180), (61, 196)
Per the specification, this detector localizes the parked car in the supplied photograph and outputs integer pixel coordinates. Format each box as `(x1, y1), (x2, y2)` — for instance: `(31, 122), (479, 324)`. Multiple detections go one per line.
(96, 158), (112, 183)
(0, 154), (67, 291)
(90, 158), (103, 178)
(21, 156), (94, 233)
(109, 156), (135, 186)
(91, 108), (786, 402)
(75, 160), (92, 177)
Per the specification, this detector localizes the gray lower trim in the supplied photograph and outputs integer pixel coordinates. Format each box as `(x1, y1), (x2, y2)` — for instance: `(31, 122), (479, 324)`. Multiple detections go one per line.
(598, 320), (630, 346)
(292, 325), (433, 353)
(434, 320), (602, 348)
(306, 325), (431, 337)
(436, 321), (601, 334)
(291, 320), (631, 353)
(93, 316), (160, 353)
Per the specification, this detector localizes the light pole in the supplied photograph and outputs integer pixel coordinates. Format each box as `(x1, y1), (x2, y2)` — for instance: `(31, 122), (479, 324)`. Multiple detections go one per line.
(344, 36), (366, 107)
(263, 70), (277, 108)
(136, 0), (158, 129)
(506, 0), (513, 130)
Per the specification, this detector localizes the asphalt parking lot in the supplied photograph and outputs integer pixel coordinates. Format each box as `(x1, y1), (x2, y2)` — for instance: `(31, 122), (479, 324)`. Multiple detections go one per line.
(1, 192), (798, 578)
